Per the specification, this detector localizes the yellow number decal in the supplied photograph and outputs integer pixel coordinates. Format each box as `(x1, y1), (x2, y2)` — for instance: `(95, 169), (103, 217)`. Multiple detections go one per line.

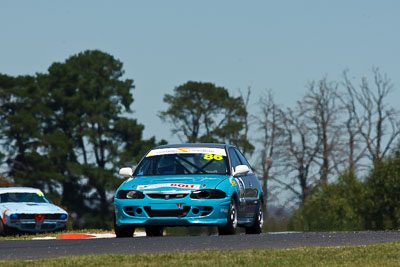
(203, 154), (223, 160)
(213, 155), (223, 160)
(204, 154), (214, 160)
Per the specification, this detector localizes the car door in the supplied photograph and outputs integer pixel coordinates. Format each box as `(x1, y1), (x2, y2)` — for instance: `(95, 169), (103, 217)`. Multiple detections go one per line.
(234, 148), (259, 218)
(228, 147), (247, 218)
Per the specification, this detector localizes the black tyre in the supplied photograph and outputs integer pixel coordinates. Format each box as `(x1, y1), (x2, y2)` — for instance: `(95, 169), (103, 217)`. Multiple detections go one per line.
(218, 198), (238, 235)
(114, 215), (135, 238)
(145, 226), (164, 237)
(245, 201), (263, 234)
(0, 220), (6, 236)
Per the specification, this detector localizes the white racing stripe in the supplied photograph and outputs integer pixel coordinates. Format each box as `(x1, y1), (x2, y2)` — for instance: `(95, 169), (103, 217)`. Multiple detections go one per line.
(147, 147), (226, 157)
(137, 183), (200, 190)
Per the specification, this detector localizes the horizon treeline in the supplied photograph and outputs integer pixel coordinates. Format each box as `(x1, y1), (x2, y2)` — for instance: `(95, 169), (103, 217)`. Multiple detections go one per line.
(1, 49), (399, 230)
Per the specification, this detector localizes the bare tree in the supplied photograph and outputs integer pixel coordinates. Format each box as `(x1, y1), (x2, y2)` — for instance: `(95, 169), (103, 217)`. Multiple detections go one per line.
(236, 86), (254, 157)
(279, 102), (321, 204)
(255, 91), (286, 214)
(303, 78), (341, 184)
(343, 68), (400, 166)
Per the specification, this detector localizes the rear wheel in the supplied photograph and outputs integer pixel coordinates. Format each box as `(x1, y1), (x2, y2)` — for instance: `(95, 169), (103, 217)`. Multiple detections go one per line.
(245, 201), (263, 234)
(114, 215), (135, 238)
(218, 198), (238, 235)
(145, 226), (164, 237)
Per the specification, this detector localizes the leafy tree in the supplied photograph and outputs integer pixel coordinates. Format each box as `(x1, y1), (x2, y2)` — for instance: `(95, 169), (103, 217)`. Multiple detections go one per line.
(0, 50), (163, 228)
(0, 74), (60, 193)
(159, 81), (253, 154)
(288, 170), (365, 231)
(0, 175), (15, 187)
(363, 143), (400, 230)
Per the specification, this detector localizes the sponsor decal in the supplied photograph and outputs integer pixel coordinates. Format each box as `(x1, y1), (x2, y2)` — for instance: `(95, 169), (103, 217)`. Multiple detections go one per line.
(230, 180), (237, 186)
(136, 183), (201, 190)
(146, 147), (227, 157)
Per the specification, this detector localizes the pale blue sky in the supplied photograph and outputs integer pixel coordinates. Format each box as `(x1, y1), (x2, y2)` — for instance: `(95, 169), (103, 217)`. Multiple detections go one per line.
(1, 0), (399, 144)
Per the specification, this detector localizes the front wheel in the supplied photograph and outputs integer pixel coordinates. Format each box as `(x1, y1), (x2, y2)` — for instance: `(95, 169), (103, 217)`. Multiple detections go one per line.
(114, 215), (135, 238)
(245, 201), (263, 234)
(218, 198), (238, 235)
(145, 226), (164, 237)
(0, 220), (6, 236)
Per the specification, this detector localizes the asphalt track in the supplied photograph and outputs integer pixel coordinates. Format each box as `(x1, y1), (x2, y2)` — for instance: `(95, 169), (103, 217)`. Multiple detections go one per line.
(1, 231), (400, 260)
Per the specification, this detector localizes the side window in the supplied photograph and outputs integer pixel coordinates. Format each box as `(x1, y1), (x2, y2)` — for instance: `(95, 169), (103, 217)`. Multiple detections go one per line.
(234, 148), (253, 172)
(228, 148), (241, 171)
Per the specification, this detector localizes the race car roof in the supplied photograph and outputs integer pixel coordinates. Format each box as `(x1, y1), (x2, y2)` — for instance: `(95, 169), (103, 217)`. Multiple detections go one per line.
(154, 143), (233, 149)
(0, 187), (43, 194)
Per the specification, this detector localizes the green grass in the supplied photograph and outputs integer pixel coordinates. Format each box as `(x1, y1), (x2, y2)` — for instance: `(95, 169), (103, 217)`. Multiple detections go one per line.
(2, 243), (400, 266)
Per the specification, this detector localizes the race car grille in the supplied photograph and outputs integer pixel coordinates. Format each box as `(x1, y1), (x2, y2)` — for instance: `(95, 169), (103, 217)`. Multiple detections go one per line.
(21, 223), (36, 229)
(20, 223), (56, 230)
(16, 214), (64, 220)
(41, 223), (56, 229)
(18, 214), (35, 220)
(144, 206), (191, 217)
(44, 214), (64, 220)
(146, 193), (188, 199)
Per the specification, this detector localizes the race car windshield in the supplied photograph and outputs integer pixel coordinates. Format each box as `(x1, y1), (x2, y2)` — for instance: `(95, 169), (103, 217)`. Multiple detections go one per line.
(0, 193), (50, 203)
(134, 149), (229, 176)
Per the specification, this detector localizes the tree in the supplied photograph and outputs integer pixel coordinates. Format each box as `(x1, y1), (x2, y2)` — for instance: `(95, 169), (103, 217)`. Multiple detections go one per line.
(278, 101), (321, 205)
(0, 50), (162, 228)
(255, 91), (286, 216)
(303, 78), (341, 184)
(342, 68), (400, 166)
(288, 170), (365, 231)
(264, 78), (341, 205)
(159, 81), (253, 154)
(0, 74), (60, 193)
(363, 143), (400, 230)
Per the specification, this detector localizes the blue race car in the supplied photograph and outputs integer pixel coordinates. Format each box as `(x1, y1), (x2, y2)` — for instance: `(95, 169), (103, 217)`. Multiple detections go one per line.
(0, 187), (68, 235)
(114, 143), (264, 237)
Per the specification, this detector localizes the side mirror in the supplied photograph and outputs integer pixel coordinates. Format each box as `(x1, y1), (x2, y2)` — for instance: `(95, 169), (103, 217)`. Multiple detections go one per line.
(233, 165), (250, 176)
(119, 167), (133, 177)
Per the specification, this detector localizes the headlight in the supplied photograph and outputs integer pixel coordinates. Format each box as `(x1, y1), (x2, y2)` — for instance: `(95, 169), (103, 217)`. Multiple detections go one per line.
(10, 214), (18, 220)
(116, 190), (145, 199)
(190, 189), (226, 199)
(59, 214), (68, 220)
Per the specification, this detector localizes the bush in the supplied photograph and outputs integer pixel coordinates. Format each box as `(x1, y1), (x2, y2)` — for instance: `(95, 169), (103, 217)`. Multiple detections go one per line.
(288, 170), (365, 231)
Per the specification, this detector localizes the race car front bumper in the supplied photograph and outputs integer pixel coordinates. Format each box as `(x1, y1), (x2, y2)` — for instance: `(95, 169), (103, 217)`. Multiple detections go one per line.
(114, 197), (231, 227)
(3, 214), (67, 233)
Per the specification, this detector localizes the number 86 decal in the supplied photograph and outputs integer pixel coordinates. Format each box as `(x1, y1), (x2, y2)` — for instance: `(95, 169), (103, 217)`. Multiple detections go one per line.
(203, 154), (223, 160)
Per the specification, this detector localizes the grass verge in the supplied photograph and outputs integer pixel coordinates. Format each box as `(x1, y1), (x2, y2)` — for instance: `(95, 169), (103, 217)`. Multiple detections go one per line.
(2, 242), (400, 266)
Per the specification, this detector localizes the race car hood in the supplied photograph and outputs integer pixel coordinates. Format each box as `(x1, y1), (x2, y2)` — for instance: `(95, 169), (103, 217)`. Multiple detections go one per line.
(0, 202), (67, 214)
(120, 174), (230, 191)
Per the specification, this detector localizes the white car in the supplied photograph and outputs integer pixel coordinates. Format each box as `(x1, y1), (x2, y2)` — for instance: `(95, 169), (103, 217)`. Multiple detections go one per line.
(0, 187), (68, 235)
